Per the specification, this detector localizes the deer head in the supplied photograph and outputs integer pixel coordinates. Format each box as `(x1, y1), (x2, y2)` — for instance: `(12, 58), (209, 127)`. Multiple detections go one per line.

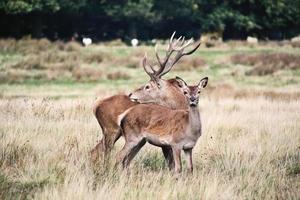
(178, 76), (208, 107)
(129, 32), (201, 109)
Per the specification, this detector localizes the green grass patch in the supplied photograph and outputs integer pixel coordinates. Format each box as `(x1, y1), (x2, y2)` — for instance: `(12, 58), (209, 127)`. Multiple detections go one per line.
(0, 173), (49, 200)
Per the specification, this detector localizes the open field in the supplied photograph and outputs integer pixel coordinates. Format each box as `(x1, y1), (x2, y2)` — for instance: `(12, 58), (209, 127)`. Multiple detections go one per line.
(0, 39), (300, 199)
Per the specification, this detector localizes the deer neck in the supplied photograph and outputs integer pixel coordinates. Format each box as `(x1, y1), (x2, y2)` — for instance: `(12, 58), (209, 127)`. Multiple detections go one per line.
(164, 89), (188, 110)
(188, 105), (201, 136)
(164, 99), (188, 110)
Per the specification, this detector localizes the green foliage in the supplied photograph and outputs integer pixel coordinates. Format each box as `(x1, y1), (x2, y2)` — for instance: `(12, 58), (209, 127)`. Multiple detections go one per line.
(198, 0), (300, 37)
(0, 0), (60, 13)
(202, 6), (259, 32)
(58, 0), (87, 12)
(105, 0), (156, 21)
(155, 0), (199, 20)
(260, 0), (300, 30)
(0, 0), (87, 14)
(0, 0), (299, 39)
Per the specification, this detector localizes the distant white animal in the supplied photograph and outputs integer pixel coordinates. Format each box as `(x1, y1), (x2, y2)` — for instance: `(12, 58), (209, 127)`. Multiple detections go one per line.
(291, 36), (300, 42)
(247, 36), (258, 44)
(131, 38), (139, 47)
(151, 39), (157, 44)
(82, 38), (92, 46)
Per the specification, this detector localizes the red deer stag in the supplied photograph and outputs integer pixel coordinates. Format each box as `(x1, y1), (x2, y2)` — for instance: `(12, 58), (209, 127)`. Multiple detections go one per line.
(117, 77), (208, 173)
(91, 33), (201, 168)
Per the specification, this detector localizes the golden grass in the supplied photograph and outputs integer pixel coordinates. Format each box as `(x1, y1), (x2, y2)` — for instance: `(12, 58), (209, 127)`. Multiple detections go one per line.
(231, 53), (300, 75)
(0, 94), (299, 199)
(207, 84), (300, 101)
(0, 39), (300, 199)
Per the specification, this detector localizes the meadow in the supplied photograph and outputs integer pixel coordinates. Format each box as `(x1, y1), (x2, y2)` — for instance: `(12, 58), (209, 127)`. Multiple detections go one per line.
(0, 38), (299, 199)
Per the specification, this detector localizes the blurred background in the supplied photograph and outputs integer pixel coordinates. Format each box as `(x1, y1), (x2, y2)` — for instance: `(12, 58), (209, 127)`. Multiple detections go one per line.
(0, 0), (300, 93)
(1, 0), (300, 41)
(0, 0), (299, 109)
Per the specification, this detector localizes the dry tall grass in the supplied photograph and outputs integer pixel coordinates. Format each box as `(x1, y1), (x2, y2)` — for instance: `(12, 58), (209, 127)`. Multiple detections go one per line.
(1, 94), (299, 199)
(1, 39), (299, 199)
(231, 53), (300, 75)
(1, 38), (300, 84)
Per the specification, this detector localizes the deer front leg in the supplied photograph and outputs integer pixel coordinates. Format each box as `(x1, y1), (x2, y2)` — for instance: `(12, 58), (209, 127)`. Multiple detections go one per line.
(172, 147), (182, 174)
(184, 149), (193, 173)
(162, 146), (174, 170)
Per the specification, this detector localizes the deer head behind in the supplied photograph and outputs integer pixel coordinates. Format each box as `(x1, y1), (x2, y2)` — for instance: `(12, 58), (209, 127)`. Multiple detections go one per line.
(129, 32), (201, 109)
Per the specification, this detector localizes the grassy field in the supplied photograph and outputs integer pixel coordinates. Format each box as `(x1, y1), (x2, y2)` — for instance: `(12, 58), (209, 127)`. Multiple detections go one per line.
(0, 39), (300, 199)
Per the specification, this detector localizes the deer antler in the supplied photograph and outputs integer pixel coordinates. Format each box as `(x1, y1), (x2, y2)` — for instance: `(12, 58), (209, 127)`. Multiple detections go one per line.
(142, 53), (158, 82)
(143, 32), (201, 81)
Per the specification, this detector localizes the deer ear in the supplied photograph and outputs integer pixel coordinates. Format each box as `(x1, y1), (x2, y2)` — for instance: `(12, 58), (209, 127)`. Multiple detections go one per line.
(198, 77), (208, 89)
(175, 76), (187, 88)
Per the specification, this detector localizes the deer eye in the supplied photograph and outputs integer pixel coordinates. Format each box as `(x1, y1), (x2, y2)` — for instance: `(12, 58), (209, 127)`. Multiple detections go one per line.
(145, 85), (150, 90)
(184, 91), (188, 95)
(198, 91), (201, 94)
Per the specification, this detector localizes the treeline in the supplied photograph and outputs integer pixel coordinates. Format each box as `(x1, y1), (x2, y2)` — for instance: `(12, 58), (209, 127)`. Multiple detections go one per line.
(0, 0), (300, 41)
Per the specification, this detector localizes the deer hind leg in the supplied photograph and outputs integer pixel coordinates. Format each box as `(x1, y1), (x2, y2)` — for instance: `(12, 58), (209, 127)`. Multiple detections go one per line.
(91, 127), (121, 163)
(115, 138), (145, 169)
(90, 139), (105, 163)
(104, 128), (122, 153)
(162, 146), (175, 170)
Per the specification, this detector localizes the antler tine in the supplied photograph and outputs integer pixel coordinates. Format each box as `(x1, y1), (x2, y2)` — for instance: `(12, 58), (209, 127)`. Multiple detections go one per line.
(155, 44), (173, 77)
(155, 44), (163, 67)
(180, 36), (185, 46)
(170, 31), (176, 44)
(170, 41), (201, 68)
(174, 37), (192, 51)
(172, 36), (182, 50)
(142, 53), (156, 80)
(151, 32), (201, 78)
(158, 40), (201, 77)
(183, 41), (201, 55)
(166, 31), (175, 51)
(175, 36), (182, 45)
(182, 38), (194, 49)
(154, 32), (181, 76)
(171, 36), (186, 51)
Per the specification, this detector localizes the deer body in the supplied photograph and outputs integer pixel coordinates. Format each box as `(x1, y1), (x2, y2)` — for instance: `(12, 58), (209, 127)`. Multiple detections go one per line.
(117, 78), (208, 173)
(121, 104), (201, 149)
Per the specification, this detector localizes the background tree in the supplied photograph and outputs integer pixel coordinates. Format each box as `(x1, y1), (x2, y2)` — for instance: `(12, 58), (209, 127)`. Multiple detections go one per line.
(0, 0), (299, 40)
(103, 0), (158, 39)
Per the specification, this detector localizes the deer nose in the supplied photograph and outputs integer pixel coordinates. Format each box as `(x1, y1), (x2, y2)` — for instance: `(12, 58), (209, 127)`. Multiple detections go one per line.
(128, 93), (132, 97)
(190, 96), (196, 102)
